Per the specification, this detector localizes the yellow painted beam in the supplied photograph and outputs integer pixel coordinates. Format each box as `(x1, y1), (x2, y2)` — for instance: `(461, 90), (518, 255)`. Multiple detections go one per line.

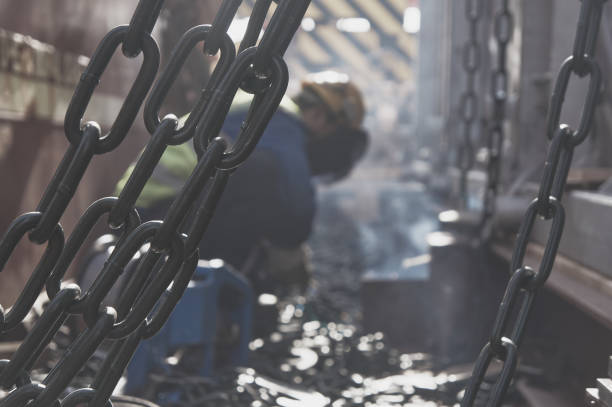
(350, 31), (381, 52)
(396, 35), (418, 60)
(295, 33), (332, 65)
(352, 0), (404, 36)
(387, 0), (409, 16)
(317, 26), (371, 74)
(320, 0), (358, 18)
(305, 3), (325, 20)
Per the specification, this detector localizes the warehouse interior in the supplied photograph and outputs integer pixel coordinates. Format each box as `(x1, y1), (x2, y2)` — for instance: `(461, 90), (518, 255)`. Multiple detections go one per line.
(0, 1), (612, 406)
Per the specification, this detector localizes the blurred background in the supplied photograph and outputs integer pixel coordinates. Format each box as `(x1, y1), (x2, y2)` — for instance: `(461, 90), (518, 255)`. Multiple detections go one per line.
(0, 0), (417, 301)
(2, 1), (612, 406)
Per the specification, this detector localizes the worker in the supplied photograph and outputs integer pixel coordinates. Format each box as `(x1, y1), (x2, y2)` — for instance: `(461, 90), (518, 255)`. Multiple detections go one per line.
(115, 71), (368, 293)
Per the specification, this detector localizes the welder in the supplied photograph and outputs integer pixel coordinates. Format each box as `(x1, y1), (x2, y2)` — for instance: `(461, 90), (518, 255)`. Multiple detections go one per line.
(115, 71), (368, 293)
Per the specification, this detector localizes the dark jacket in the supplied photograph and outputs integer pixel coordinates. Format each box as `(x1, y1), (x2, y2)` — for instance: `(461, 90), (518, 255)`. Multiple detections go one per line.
(119, 100), (316, 269)
(198, 107), (315, 268)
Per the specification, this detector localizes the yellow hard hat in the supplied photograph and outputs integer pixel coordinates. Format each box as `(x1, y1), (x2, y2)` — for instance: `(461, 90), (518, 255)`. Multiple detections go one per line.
(300, 71), (365, 129)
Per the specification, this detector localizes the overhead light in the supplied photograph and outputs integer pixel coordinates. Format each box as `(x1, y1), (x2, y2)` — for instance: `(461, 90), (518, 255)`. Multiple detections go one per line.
(227, 17), (251, 43)
(403, 7), (421, 33)
(301, 17), (316, 32)
(307, 70), (350, 84)
(336, 17), (371, 33)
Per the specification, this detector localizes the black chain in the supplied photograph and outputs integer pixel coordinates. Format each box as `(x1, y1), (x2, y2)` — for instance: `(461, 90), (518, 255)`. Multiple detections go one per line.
(480, 0), (513, 235)
(457, 0), (483, 209)
(462, 1), (606, 405)
(238, 0), (273, 53)
(0, 0), (311, 405)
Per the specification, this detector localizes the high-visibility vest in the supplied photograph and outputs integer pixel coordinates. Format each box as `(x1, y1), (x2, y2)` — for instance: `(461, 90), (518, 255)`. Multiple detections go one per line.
(115, 93), (301, 208)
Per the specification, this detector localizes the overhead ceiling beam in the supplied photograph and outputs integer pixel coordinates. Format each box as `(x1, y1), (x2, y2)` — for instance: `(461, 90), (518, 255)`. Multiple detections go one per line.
(286, 54), (325, 74)
(350, 30), (380, 51)
(386, 0), (410, 16)
(316, 25), (379, 78)
(319, 0), (357, 18)
(344, 0), (416, 63)
(295, 33), (333, 65)
(233, 0), (412, 84)
(290, 27), (353, 74)
(396, 36), (417, 61)
(351, 0), (404, 36)
(312, 0), (397, 80)
(304, 2), (325, 20)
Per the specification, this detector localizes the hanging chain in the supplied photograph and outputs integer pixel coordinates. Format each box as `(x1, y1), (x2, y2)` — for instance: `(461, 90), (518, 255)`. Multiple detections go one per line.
(0, 0), (311, 405)
(456, 0), (483, 209)
(462, 0), (606, 405)
(480, 0), (513, 236)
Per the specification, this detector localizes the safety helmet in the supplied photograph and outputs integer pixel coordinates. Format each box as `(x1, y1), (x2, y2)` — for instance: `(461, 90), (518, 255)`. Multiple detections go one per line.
(299, 71), (365, 129)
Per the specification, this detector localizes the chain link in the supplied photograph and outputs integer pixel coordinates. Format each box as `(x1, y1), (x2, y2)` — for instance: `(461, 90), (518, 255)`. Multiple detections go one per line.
(456, 0), (483, 208)
(123, 0), (165, 58)
(238, 0), (273, 53)
(462, 1), (607, 405)
(0, 0), (311, 405)
(480, 0), (513, 235)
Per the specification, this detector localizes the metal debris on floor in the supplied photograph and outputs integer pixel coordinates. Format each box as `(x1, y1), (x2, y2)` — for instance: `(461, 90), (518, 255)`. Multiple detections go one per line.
(17, 183), (470, 406)
(134, 299), (466, 407)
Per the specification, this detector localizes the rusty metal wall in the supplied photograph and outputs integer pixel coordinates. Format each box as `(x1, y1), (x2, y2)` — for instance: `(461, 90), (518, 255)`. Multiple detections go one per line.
(0, 0), (217, 305)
